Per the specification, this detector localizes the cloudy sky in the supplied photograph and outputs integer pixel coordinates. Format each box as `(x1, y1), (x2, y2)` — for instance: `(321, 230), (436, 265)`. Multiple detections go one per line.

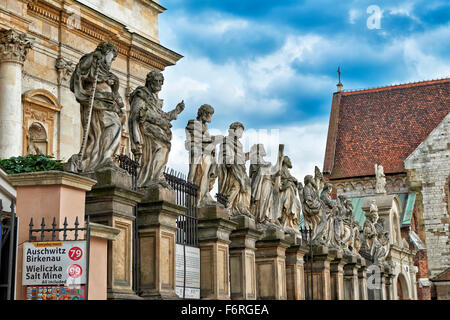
(157, 0), (450, 181)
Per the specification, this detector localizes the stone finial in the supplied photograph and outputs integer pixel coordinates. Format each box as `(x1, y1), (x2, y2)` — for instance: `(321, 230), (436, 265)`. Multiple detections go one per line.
(0, 29), (34, 64)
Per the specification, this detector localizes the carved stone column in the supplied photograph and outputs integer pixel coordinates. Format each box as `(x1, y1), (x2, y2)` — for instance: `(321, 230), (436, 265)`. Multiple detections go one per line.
(343, 254), (360, 300)
(370, 264), (386, 300)
(329, 249), (345, 300)
(384, 265), (395, 300)
(306, 245), (333, 300)
(358, 257), (368, 300)
(255, 228), (290, 300)
(0, 29), (33, 158)
(137, 185), (185, 300)
(229, 215), (262, 300)
(198, 206), (237, 300)
(285, 241), (308, 300)
(84, 168), (143, 300)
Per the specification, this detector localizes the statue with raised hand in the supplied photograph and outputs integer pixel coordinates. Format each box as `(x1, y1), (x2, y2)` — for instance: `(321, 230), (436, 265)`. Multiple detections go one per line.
(129, 70), (185, 188)
(185, 104), (223, 206)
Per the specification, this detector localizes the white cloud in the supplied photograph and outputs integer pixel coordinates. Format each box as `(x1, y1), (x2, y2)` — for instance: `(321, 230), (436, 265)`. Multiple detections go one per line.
(348, 9), (361, 24)
(160, 34), (335, 118)
(166, 120), (329, 189)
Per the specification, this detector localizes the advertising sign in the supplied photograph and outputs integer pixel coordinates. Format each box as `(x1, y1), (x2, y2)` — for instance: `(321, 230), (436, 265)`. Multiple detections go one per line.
(23, 241), (87, 286)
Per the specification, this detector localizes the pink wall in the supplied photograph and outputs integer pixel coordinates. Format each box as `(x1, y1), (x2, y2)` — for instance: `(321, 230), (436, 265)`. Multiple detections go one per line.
(88, 237), (108, 300)
(13, 180), (93, 300)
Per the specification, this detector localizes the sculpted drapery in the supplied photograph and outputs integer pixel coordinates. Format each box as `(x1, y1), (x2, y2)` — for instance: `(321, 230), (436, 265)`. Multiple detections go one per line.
(249, 144), (279, 225)
(69, 42), (125, 172)
(129, 71), (185, 188)
(186, 104), (222, 206)
(218, 122), (252, 217)
(278, 156), (302, 232)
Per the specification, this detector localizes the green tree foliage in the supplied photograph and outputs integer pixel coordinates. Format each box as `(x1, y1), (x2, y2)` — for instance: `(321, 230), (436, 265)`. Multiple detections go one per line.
(0, 154), (63, 174)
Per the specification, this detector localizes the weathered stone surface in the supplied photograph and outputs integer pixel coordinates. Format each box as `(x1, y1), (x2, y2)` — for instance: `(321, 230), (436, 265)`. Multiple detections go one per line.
(198, 205), (237, 299)
(84, 168), (143, 300)
(405, 113), (450, 280)
(285, 244), (308, 300)
(137, 197), (185, 300)
(229, 215), (262, 300)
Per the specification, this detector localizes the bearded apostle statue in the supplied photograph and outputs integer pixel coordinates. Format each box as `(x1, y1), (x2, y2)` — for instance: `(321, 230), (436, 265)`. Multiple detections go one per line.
(249, 144), (282, 225)
(299, 174), (328, 245)
(185, 104), (223, 207)
(218, 122), (252, 217)
(129, 71), (185, 188)
(277, 156), (302, 233)
(67, 42), (125, 172)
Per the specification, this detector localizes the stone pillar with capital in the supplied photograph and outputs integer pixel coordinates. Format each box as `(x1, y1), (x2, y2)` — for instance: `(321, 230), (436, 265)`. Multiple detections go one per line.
(285, 239), (308, 300)
(329, 249), (345, 300)
(84, 168), (144, 300)
(229, 215), (262, 300)
(197, 205), (238, 300)
(307, 245), (333, 300)
(343, 255), (360, 300)
(255, 227), (290, 300)
(0, 28), (33, 159)
(358, 257), (368, 300)
(137, 185), (186, 300)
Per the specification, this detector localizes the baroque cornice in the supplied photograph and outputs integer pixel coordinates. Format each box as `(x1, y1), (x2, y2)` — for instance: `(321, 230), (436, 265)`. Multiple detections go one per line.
(26, 0), (182, 70)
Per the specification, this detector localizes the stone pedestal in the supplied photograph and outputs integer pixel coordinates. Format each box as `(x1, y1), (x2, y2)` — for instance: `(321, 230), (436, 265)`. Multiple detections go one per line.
(357, 257), (368, 300)
(198, 205), (237, 300)
(369, 264), (386, 300)
(255, 227), (290, 300)
(329, 249), (345, 300)
(84, 168), (143, 300)
(285, 239), (308, 300)
(343, 254), (360, 300)
(306, 245), (333, 300)
(0, 29), (33, 159)
(137, 184), (185, 300)
(229, 215), (262, 300)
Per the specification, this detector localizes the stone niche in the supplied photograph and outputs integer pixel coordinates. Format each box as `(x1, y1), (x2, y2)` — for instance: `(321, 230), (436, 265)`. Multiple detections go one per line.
(22, 89), (61, 157)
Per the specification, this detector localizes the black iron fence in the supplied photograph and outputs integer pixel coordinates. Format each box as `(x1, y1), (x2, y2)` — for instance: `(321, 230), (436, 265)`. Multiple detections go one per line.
(27, 216), (91, 299)
(0, 199), (17, 300)
(164, 168), (199, 247)
(215, 193), (229, 208)
(300, 226), (314, 300)
(28, 216), (89, 242)
(114, 154), (140, 190)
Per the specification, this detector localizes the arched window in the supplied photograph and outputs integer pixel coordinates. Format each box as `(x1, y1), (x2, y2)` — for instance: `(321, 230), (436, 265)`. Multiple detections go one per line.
(27, 122), (48, 155)
(22, 89), (61, 157)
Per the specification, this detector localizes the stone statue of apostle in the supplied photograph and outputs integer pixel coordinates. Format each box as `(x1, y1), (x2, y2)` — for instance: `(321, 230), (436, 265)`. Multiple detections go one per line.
(129, 70), (185, 188)
(68, 42), (125, 172)
(185, 104), (223, 207)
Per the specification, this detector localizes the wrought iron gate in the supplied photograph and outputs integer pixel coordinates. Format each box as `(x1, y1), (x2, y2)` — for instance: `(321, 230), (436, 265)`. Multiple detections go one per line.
(0, 200), (17, 300)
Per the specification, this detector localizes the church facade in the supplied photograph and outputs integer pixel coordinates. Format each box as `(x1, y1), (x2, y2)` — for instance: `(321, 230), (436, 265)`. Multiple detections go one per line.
(323, 78), (450, 299)
(0, 0), (182, 162)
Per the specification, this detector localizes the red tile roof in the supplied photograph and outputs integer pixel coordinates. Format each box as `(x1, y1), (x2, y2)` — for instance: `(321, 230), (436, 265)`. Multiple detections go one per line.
(323, 78), (450, 180)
